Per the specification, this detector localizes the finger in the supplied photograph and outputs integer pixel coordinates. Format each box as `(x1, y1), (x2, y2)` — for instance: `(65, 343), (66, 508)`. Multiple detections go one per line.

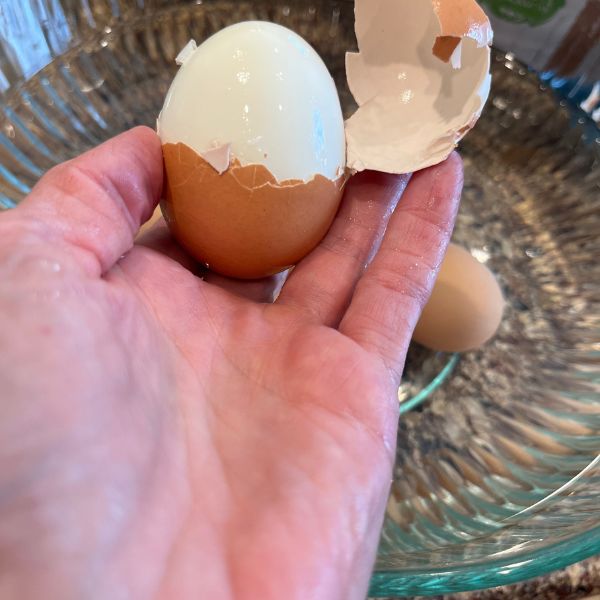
(340, 153), (464, 383)
(277, 171), (410, 325)
(136, 219), (285, 303)
(14, 126), (163, 276)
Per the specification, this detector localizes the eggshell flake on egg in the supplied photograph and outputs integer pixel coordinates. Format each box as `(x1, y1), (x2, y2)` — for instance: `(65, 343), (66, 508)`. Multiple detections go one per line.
(162, 143), (346, 279)
(345, 0), (493, 175)
(157, 21), (348, 279)
(413, 244), (504, 353)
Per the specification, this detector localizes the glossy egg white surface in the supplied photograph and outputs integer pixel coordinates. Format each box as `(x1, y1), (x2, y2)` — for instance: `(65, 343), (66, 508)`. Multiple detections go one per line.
(158, 21), (346, 183)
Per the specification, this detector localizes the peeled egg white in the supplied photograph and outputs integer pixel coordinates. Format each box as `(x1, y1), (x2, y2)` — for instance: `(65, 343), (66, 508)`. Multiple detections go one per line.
(158, 21), (346, 182)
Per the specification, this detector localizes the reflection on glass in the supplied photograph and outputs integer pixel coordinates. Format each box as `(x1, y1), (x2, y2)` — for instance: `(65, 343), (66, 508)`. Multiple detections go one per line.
(0, 0), (71, 91)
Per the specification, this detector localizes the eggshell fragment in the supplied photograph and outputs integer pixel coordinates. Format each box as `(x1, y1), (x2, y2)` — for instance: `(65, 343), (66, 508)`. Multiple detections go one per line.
(199, 143), (231, 175)
(345, 0), (493, 175)
(137, 207), (163, 238)
(162, 142), (346, 279)
(413, 244), (504, 353)
(176, 40), (198, 66)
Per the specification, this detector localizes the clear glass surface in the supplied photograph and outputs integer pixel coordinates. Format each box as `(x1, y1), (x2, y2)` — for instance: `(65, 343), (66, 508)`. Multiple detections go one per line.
(1, 1), (599, 597)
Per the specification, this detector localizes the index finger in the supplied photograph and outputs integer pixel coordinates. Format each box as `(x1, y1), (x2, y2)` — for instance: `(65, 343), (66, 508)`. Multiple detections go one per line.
(339, 153), (464, 383)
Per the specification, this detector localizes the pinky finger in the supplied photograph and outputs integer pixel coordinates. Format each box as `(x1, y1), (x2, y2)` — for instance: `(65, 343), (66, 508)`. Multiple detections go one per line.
(339, 153), (464, 384)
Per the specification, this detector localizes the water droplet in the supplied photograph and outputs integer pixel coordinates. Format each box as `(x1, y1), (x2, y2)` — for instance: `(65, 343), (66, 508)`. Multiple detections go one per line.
(401, 89), (413, 104)
(236, 71), (250, 85)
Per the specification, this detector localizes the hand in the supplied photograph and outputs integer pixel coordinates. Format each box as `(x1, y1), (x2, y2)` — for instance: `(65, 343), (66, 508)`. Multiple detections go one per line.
(0, 127), (462, 600)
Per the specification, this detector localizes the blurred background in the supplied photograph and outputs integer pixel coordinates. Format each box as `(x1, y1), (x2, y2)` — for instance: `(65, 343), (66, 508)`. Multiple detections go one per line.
(1, 0), (599, 120)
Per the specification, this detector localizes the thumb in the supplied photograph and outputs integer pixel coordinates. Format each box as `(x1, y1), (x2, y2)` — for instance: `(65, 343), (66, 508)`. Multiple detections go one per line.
(9, 127), (163, 277)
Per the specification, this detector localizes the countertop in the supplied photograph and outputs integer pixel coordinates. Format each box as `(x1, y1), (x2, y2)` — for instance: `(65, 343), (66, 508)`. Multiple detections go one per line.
(380, 556), (600, 600)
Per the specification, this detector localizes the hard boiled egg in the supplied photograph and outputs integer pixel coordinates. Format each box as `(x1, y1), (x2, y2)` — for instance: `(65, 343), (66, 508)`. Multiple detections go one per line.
(414, 244), (505, 353)
(158, 21), (347, 279)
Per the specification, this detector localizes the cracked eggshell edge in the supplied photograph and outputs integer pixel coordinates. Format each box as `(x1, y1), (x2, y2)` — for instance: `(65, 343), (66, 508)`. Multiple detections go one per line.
(160, 142), (348, 278)
(345, 0), (493, 175)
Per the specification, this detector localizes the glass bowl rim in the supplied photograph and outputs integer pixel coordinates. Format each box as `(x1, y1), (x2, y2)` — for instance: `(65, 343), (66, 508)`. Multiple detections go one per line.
(371, 522), (600, 596)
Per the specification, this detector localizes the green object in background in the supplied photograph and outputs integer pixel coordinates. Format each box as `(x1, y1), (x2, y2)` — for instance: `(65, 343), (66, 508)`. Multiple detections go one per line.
(481, 0), (566, 25)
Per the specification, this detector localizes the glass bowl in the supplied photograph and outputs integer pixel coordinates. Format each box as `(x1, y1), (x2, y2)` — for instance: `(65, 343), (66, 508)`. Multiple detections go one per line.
(1, 1), (599, 597)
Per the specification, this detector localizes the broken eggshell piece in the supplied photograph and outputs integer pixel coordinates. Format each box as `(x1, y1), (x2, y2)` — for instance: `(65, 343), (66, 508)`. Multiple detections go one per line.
(345, 0), (493, 174)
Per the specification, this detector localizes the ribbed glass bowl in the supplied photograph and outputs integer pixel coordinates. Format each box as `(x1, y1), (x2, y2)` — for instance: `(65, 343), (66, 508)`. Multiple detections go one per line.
(1, 1), (599, 597)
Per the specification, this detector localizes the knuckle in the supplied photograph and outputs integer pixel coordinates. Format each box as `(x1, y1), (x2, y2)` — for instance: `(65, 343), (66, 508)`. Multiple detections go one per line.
(369, 261), (433, 310)
(320, 228), (366, 265)
(404, 205), (455, 239)
(42, 161), (130, 238)
(45, 161), (102, 200)
(0, 213), (47, 251)
(321, 213), (383, 266)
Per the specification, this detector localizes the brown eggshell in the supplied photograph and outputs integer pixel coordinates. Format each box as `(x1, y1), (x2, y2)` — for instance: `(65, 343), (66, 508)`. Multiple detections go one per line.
(161, 142), (346, 279)
(413, 244), (504, 353)
(432, 0), (493, 45)
(432, 0), (493, 65)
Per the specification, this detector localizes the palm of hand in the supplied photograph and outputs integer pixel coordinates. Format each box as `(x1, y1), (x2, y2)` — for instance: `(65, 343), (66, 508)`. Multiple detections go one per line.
(0, 128), (462, 600)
